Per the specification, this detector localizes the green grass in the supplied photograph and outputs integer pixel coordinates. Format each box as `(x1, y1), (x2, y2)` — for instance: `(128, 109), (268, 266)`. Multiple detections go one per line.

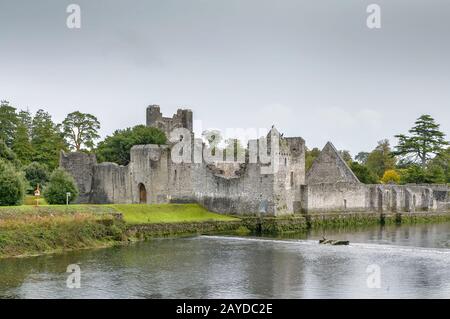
(23, 195), (48, 206)
(0, 203), (239, 257)
(0, 203), (238, 224)
(111, 203), (239, 224)
(0, 204), (117, 219)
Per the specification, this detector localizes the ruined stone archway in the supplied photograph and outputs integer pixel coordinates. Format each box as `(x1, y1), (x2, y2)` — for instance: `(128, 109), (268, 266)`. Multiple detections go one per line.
(138, 183), (147, 204)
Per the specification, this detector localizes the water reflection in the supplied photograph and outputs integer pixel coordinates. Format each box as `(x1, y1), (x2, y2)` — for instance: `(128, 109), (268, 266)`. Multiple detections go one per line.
(0, 223), (449, 298)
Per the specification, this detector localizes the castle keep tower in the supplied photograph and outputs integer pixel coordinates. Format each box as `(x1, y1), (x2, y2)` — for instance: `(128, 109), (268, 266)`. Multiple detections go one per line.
(146, 105), (193, 137)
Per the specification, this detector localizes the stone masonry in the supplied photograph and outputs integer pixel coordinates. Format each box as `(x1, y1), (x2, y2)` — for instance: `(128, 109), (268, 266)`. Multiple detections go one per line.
(60, 106), (449, 216)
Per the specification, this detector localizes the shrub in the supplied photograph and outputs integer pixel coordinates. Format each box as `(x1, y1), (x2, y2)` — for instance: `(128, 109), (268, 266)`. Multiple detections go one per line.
(24, 162), (50, 193)
(0, 159), (26, 206)
(381, 169), (400, 184)
(44, 169), (79, 204)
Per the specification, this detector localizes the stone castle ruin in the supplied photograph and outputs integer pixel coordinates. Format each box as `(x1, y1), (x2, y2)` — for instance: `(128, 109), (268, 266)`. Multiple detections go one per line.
(60, 106), (449, 216)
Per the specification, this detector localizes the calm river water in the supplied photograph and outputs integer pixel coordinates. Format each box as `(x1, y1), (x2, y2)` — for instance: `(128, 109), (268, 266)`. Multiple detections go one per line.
(1, 223), (449, 298)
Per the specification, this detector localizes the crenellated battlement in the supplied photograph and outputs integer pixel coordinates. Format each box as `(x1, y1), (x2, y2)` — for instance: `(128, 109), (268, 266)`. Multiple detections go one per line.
(146, 105), (193, 137)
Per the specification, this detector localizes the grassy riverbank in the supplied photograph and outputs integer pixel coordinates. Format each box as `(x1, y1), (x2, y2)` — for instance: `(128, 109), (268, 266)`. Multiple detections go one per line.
(0, 203), (240, 258)
(1, 203), (450, 258)
(0, 206), (126, 258)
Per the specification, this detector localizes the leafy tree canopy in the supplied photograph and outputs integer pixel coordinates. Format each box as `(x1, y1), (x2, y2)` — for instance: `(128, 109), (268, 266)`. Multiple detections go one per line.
(0, 158), (26, 206)
(12, 113), (34, 165)
(339, 150), (352, 165)
(96, 125), (167, 166)
(355, 152), (369, 165)
(61, 111), (101, 151)
(24, 162), (50, 193)
(394, 114), (448, 167)
(0, 139), (21, 169)
(349, 161), (378, 184)
(366, 139), (396, 178)
(31, 109), (67, 171)
(0, 100), (19, 147)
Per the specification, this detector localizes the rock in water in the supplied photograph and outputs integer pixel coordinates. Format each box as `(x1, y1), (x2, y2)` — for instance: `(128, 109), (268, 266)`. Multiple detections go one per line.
(319, 238), (349, 245)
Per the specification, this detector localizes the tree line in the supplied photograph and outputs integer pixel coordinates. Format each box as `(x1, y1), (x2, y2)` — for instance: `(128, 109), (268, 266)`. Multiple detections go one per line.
(0, 100), (166, 206)
(307, 115), (449, 184)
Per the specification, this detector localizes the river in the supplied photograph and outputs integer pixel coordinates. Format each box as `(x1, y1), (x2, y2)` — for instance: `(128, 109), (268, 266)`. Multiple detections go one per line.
(0, 223), (449, 298)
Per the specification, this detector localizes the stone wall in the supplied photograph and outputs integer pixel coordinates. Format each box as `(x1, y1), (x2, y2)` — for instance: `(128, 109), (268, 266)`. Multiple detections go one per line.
(59, 151), (97, 203)
(130, 145), (172, 204)
(306, 142), (359, 184)
(302, 182), (369, 213)
(90, 163), (131, 203)
(272, 137), (306, 215)
(194, 162), (277, 215)
(301, 182), (449, 215)
(59, 106), (448, 217)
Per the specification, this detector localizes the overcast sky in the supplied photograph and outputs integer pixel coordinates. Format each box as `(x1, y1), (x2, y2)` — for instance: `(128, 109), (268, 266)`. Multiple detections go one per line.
(1, 0), (449, 155)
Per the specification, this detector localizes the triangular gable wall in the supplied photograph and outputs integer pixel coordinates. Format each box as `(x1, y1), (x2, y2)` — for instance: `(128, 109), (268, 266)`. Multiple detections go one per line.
(306, 142), (360, 184)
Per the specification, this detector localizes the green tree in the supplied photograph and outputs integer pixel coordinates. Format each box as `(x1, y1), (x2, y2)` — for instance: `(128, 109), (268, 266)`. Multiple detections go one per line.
(349, 162), (378, 184)
(399, 165), (429, 184)
(0, 100), (18, 147)
(339, 150), (352, 165)
(12, 121), (34, 165)
(366, 139), (396, 178)
(0, 139), (21, 169)
(96, 125), (166, 165)
(0, 159), (26, 206)
(425, 163), (446, 184)
(18, 110), (33, 135)
(355, 152), (369, 165)
(61, 111), (101, 151)
(24, 162), (50, 193)
(394, 114), (448, 167)
(305, 147), (320, 171)
(44, 169), (79, 205)
(428, 147), (449, 183)
(31, 109), (67, 170)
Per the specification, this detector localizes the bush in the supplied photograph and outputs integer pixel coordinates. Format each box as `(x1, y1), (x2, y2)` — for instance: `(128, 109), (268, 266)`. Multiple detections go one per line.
(24, 162), (50, 193)
(44, 169), (79, 204)
(381, 169), (400, 184)
(0, 159), (26, 206)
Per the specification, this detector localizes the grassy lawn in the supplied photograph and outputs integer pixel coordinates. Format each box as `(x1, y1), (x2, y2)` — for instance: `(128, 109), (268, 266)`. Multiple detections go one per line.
(23, 195), (48, 206)
(0, 203), (238, 224)
(0, 204), (117, 218)
(111, 203), (239, 224)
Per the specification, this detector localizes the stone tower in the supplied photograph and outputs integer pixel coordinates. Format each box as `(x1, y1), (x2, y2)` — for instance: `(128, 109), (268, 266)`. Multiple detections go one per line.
(146, 105), (193, 137)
